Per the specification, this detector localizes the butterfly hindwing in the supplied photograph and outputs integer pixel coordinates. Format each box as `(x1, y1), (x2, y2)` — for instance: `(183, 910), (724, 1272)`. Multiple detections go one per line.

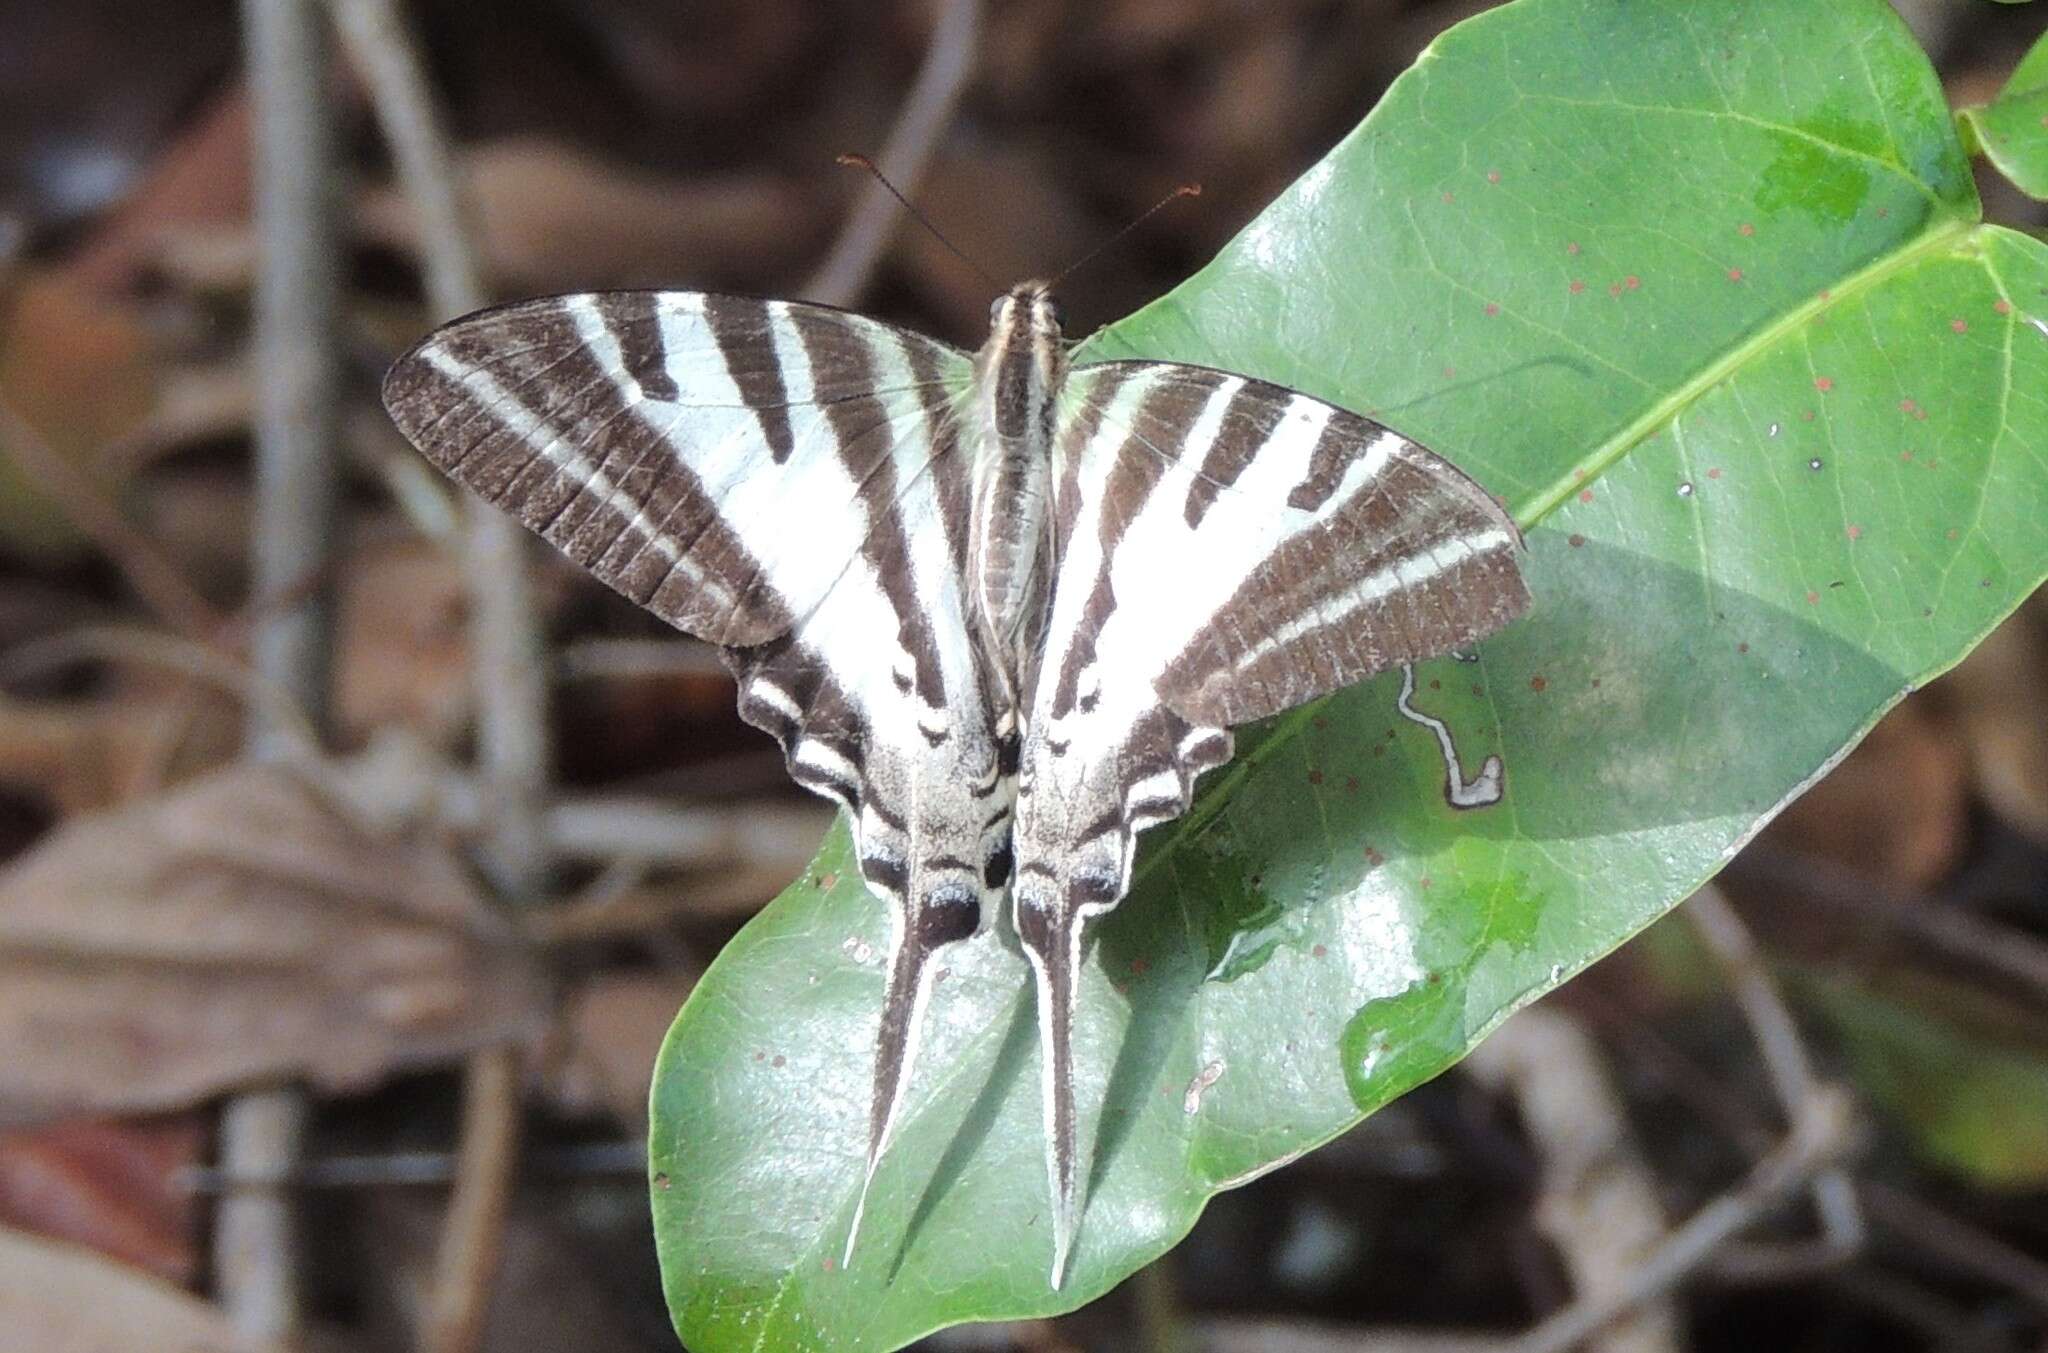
(1012, 359), (1530, 1282)
(388, 282), (1533, 1291)
(383, 291), (1016, 1266)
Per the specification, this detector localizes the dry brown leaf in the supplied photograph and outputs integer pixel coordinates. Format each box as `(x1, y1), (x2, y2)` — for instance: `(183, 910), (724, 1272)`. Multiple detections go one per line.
(358, 136), (830, 294)
(0, 688), (240, 819)
(0, 269), (156, 561)
(333, 537), (474, 750)
(0, 762), (547, 1127)
(0, 1222), (285, 1353)
(540, 972), (696, 1124)
(1938, 600), (2048, 844)
(0, 1115), (204, 1284)
(1761, 693), (1968, 889)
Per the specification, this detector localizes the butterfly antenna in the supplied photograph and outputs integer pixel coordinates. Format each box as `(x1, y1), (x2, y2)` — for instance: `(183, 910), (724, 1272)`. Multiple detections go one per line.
(837, 152), (1000, 292)
(1050, 182), (1202, 288)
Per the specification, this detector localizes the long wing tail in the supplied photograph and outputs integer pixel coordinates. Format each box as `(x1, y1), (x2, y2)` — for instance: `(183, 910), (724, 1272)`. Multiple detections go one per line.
(1015, 893), (1081, 1288)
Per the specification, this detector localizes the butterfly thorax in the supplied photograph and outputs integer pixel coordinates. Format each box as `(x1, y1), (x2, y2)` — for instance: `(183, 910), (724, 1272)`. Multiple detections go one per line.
(968, 281), (1067, 699)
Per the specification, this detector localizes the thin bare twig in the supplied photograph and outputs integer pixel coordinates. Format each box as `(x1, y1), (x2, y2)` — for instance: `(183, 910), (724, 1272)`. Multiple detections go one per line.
(1463, 1008), (1681, 1353)
(329, 4), (545, 1353)
(0, 626), (319, 757)
(0, 396), (226, 641)
(1728, 844), (2048, 999)
(221, 0), (345, 1338)
(803, 0), (984, 307)
(1688, 885), (1864, 1274)
(1508, 1087), (1857, 1353)
(1862, 1182), (2048, 1315)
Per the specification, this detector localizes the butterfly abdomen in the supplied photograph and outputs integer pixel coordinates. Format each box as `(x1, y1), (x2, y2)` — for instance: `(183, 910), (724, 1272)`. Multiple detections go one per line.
(968, 282), (1068, 692)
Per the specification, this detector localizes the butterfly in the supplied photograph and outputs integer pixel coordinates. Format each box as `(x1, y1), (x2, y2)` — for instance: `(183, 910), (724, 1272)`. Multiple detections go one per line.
(382, 279), (1529, 1286)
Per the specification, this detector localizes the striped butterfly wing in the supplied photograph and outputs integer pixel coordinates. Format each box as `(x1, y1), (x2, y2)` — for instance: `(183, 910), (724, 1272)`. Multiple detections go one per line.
(382, 292), (1017, 1261)
(1012, 360), (1529, 1284)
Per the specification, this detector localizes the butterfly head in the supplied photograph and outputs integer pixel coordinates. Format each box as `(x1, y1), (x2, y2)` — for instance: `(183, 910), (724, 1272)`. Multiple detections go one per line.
(989, 281), (1068, 346)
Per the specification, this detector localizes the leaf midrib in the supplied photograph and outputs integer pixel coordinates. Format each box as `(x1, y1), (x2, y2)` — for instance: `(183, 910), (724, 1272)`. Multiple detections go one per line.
(1516, 213), (1978, 528)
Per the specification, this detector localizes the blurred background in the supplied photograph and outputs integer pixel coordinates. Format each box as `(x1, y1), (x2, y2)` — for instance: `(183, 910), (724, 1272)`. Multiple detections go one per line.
(2, 1), (2047, 1350)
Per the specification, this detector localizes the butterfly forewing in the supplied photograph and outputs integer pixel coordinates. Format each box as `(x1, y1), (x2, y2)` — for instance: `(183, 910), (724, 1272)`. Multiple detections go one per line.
(385, 280), (1532, 1293)
(382, 291), (1016, 1267)
(1011, 358), (1530, 1282)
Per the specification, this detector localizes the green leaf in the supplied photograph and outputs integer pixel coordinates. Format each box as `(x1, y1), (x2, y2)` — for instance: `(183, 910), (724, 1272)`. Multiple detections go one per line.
(651, 2), (2048, 1347)
(1957, 24), (2048, 198)
(1805, 974), (2048, 1188)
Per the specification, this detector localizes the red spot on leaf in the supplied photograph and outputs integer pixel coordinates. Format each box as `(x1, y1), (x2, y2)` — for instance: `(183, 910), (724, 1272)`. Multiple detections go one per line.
(1420, 876), (1434, 891)
(1727, 267), (1743, 282)
(1815, 377), (1834, 392)
(1707, 467), (1722, 479)
(1802, 408), (1816, 421)
(1569, 279), (1586, 294)
(1442, 365), (1457, 380)
(1487, 169), (1501, 183)
(1579, 488), (1594, 503)
(1365, 847), (1385, 866)
(821, 1256), (835, 1272)
(1608, 282), (1624, 298)
(1591, 677), (1602, 689)
(1131, 957), (1150, 977)
(772, 1054), (787, 1068)
(1738, 222), (1755, 237)
(1737, 642), (1750, 654)
(1429, 679), (1441, 690)
(1442, 190), (1455, 204)
(1530, 675), (1547, 692)
(1568, 533), (1585, 547)
(1819, 289), (1833, 302)
(1805, 590), (1820, 605)
(1625, 275), (1640, 290)
(1344, 776), (1359, 792)
(1900, 398), (1917, 414)
(1308, 769), (1324, 785)
(1951, 318), (1968, 333)
(1312, 944), (1328, 958)
(1846, 524), (1862, 540)
(1567, 241), (1581, 255)
(1995, 299), (2013, 315)
(1947, 528), (1959, 540)
(1483, 302), (1500, 317)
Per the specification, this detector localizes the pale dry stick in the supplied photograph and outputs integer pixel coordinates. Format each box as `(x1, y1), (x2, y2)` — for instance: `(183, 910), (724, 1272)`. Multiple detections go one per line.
(1508, 1086), (1857, 1353)
(803, 0), (984, 306)
(0, 397), (227, 641)
(1686, 885), (1864, 1275)
(0, 626), (320, 758)
(223, 0), (344, 1339)
(1462, 1007), (1681, 1353)
(328, 3), (545, 1352)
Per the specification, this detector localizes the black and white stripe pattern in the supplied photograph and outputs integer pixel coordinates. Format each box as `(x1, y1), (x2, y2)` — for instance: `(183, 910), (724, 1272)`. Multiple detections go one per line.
(383, 280), (1529, 1291)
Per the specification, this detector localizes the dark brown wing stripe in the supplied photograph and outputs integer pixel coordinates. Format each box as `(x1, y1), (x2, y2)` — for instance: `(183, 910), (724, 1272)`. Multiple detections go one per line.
(1183, 378), (1283, 527)
(703, 296), (798, 464)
